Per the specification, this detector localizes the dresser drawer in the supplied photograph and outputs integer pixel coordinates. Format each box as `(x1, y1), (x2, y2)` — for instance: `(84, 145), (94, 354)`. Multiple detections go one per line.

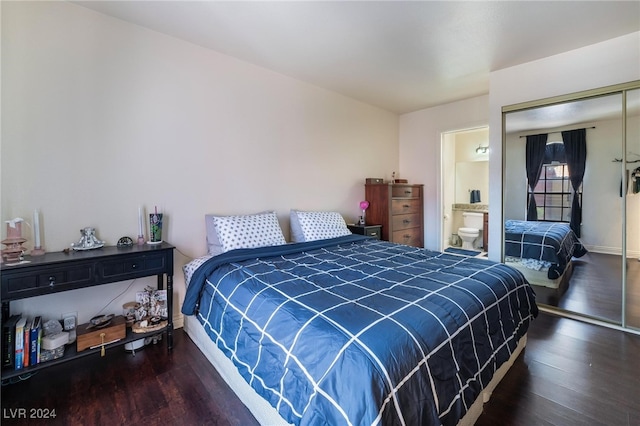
(391, 199), (421, 215)
(392, 213), (421, 231)
(391, 186), (421, 198)
(2, 264), (94, 298)
(391, 228), (422, 247)
(100, 253), (167, 280)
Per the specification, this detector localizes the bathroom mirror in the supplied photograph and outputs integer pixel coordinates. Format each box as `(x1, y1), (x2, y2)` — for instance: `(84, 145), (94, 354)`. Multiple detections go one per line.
(503, 81), (640, 331)
(455, 161), (488, 204)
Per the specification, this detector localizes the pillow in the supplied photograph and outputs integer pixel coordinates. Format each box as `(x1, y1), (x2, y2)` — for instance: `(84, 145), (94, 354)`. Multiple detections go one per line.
(206, 211), (270, 254)
(206, 211), (286, 254)
(205, 215), (222, 255)
(290, 210), (351, 242)
(289, 210), (305, 243)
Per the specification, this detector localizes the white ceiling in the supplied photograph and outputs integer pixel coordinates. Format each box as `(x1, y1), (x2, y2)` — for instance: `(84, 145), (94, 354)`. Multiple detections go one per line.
(504, 93), (635, 134)
(74, 1), (640, 115)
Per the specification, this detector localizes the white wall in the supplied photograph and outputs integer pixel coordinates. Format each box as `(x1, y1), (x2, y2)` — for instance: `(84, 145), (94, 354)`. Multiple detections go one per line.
(488, 32), (640, 260)
(454, 129), (489, 205)
(399, 95), (489, 250)
(1, 2), (399, 325)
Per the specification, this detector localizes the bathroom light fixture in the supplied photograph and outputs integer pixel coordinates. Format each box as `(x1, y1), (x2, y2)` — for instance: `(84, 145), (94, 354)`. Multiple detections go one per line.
(475, 145), (488, 154)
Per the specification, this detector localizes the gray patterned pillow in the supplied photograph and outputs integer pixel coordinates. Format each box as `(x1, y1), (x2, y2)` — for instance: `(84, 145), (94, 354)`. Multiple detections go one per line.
(206, 211), (270, 255)
(212, 212), (286, 252)
(293, 210), (351, 242)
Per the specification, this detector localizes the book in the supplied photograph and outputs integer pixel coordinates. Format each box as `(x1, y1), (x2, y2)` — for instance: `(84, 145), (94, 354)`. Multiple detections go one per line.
(36, 319), (42, 364)
(30, 316), (42, 366)
(23, 317), (32, 368)
(14, 316), (26, 370)
(2, 314), (21, 368)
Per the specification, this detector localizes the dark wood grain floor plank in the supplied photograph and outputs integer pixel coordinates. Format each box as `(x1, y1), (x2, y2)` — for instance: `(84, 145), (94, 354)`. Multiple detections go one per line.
(2, 314), (639, 426)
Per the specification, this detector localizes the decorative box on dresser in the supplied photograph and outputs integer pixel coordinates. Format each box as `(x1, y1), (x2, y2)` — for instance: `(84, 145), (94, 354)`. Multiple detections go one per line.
(365, 183), (424, 248)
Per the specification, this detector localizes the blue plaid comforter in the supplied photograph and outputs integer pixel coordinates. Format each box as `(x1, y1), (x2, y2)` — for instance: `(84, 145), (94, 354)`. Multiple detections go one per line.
(504, 220), (588, 279)
(182, 235), (537, 426)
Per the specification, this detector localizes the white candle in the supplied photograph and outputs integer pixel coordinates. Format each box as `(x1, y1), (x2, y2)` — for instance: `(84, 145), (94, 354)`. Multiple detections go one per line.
(138, 206), (143, 237)
(33, 209), (41, 248)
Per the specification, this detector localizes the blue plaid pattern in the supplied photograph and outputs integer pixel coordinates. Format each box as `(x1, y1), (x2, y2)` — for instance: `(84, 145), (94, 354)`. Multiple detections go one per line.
(183, 235), (537, 426)
(504, 220), (587, 279)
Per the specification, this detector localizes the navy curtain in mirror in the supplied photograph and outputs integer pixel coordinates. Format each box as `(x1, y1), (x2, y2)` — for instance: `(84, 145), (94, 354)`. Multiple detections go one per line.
(562, 129), (587, 237)
(526, 134), (548, 220)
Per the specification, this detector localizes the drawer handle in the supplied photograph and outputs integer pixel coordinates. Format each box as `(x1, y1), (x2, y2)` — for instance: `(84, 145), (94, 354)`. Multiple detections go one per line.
(49, 276), (56, 287)
(370, 232), (378, 236)
(403, 219), (411, 224)
(403, 234), (411, 239)
(403, 204), (410, 208)
(132, 264), (137, 269)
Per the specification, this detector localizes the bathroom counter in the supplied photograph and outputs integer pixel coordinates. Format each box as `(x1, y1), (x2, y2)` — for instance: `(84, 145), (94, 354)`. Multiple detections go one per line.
(452, 203), (489, 213)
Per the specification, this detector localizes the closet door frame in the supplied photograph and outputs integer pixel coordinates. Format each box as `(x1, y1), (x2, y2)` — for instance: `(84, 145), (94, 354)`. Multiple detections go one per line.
(501, 80), (640, 335)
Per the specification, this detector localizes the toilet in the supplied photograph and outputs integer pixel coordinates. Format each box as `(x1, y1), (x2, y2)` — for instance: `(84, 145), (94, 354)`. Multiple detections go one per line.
(458, 212), (484, 250)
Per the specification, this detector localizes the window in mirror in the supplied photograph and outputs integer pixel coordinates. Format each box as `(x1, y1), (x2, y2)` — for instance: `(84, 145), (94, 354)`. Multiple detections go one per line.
(531, 162), (579, 222)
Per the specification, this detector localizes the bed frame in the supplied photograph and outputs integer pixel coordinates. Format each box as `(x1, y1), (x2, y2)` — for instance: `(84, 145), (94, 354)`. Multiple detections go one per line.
(183, 315), (527, 426)
(506, 259), (573, 296)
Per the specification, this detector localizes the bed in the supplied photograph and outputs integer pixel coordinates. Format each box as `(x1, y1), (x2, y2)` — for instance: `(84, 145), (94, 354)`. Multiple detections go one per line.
(504, 219), (587, 289)
(181, 211), (538, 426)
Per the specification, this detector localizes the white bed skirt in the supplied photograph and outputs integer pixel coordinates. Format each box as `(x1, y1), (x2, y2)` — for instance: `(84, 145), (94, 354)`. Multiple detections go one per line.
(505, 259), (573, 289)
(183, 315), (527, 426)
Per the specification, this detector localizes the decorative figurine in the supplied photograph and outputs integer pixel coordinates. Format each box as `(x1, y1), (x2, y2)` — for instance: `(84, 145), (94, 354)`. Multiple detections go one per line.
(71, 227), (105, 250)
(117, 236), (133, 247)
(2, 218), (27, 263)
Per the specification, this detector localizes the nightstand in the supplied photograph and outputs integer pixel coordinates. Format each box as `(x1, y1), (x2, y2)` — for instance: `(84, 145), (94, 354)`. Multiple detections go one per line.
(347, 224), (382, 240)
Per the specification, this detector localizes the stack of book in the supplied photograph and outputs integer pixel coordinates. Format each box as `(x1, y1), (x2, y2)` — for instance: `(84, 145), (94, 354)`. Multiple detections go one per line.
(2, 314), (42, 370)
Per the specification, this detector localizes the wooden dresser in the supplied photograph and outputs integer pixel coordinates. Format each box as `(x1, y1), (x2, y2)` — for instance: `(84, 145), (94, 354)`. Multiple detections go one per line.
(365, 183), (424, 248)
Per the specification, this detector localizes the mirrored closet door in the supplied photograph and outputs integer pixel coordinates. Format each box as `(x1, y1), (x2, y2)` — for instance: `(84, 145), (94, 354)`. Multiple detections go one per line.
(625, 88), (640, 330)
(503, 81), (640, 332)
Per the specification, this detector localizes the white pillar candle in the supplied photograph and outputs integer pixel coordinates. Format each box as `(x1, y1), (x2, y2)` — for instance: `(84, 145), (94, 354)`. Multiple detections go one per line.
(33, 209), (41, 247)
(138, 206), (143, 237)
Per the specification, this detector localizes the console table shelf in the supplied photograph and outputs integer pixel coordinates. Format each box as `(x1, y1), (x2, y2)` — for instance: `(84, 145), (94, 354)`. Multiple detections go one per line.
(1, 243), (174, 381)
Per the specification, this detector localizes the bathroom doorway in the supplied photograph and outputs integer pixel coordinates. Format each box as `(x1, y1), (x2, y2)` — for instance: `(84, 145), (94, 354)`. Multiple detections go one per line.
(441, 126), (489, 252)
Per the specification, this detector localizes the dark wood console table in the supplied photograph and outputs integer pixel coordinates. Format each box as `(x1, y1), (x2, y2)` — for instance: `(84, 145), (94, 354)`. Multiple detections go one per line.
(1, 242), (174, 381)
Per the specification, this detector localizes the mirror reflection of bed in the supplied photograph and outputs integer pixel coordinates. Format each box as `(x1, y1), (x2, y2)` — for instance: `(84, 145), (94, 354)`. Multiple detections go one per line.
(503, 85), (640, 329)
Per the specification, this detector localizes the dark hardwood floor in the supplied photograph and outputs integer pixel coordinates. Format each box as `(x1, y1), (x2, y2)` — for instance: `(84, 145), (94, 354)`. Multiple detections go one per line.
(533, 252), (640, 328)
(2, 314), (639, 425)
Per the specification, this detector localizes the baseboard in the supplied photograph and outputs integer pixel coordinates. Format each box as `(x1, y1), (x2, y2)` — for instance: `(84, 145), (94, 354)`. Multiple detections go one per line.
(173, 313), (184, 329)
(584, 245), (640, 258)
